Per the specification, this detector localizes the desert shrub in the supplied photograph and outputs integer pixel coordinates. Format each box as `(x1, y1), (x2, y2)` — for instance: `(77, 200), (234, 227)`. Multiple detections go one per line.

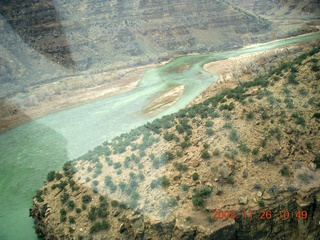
(192, 196), (204, 207)
(82, 194), (92, 204)
(166, 151), (175, 161)
(138, 173), (145, 181)
(55, 172), (63, 180)
(60, 192), (69, 204)
(131, 190), (140, 200)
(246, 111), (254, 120)
(69, 216), (75, 224)
(67, 200), (75, 210)
(113, 162), (122, 169)
(226, 176), (235, 185)
(176, 150), (183, 157)
(314, 154), (320, 168)
(35, 190), (44, 202)
(201, 150), (210, 159)
(181, 184), (189, 191)
(192, 172), (199, 181)
(159, 176), (170, 187)
(311, 64), (319, 72)
(313, 113), (320, 119)
(104, 176), (113, 186)
(92, 180), (99, 186)
(181, 141), (190, 149)
(252, 148), (259, 155)
(223, 122), (232, 129)
(253, 183), (262, 190)
(129, 172), (136, 180)
(288, 73), (299, 84)
(75, 208), (81, 214)
(90, 220), (110, 233)
(280, 166), (290, 176)
(212, 148), (220, 156)
(150, 180), (159, 189)
(283, 87), (291, 95)
(205, 128), (214, 136)
(205, 121), (213, 127)
(239, 144), (250, 153)
(229, 129), (239, 142)
(242, 170), (248, 178)
(60, 208), (67, 222)
(284, 98), (294, 109)
(257, 200), (265, 208)
(174, 162), (188, 171)
(46, 171), (56, 182)
(306, 142), (312, 150)
(168, 198), (178, 207)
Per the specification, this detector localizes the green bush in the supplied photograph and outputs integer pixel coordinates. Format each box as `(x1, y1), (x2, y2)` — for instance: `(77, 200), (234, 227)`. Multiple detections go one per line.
(192, 196), (204, 207)
(159, 176), (170, 187)
(257, 200), (265, 208)
(313, 113), (320, 119)
(90, 220), (110, 233)
(192, 172), (199, 181)
(181, 184), (189, 191)
(69, 216), (75, 224)
(67, 200), (75, 210)
(229, 129), (239, 142)
(246, 111), (254, 120)
(113, 162), (122, 169)
(201, 150), (210, 159)
(280, 166), (290, 176)
(314, 154), (320, 168)
(82, 194), (92, 204)
(205, 128), (214, 136)
(288, 73), (299, 84)
(174, 162), (188, 171)
(46, 171), (56, 182)
(205, 121), (213, 127)
(239, 144), (250, 153)
(212, 148), (220, 156)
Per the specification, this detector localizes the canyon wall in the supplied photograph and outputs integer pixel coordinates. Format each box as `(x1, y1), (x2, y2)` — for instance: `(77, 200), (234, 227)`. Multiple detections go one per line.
(0, 0), (318, 98)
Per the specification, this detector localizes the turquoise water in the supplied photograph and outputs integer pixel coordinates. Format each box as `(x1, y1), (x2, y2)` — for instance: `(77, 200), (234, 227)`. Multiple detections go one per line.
(0, 32), (319, 239)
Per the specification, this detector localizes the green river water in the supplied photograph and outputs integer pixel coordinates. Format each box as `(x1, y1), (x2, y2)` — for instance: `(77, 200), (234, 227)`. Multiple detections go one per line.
(0, 32), (319, 239)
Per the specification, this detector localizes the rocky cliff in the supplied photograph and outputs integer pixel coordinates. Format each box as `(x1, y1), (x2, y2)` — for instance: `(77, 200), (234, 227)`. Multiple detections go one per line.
(30, 42), (320, 239)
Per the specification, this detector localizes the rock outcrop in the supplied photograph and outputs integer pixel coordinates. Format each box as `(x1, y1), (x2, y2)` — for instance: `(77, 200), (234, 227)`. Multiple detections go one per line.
(29, 183), (320, 239)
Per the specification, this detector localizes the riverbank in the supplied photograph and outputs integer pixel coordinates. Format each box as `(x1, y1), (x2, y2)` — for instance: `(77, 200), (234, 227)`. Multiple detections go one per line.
(0, 63), (160, 131)
(1, 33), (318, 132)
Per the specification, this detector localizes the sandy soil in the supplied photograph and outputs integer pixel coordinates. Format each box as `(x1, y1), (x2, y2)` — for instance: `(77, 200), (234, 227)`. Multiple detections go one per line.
(0, 63), (160, 131)
(142, 85), (186, 116)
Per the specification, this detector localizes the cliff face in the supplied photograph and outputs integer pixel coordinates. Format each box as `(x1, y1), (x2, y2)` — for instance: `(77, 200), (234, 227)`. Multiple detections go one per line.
(0, 0), (318, 99)
(30, 44), (320, 239)
(29, 184), (320, 240)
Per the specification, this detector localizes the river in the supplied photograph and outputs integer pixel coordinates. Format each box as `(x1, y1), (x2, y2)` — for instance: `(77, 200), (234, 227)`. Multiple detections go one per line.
(0, 32), (319, 239)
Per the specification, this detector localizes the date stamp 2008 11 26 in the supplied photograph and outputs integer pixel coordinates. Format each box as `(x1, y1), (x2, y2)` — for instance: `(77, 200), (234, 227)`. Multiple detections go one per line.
(212, 209), (308, 220)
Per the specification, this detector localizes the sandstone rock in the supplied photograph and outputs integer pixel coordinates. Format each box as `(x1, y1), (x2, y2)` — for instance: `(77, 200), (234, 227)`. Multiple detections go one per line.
(172, 172), (181, 181)
(256, 191), (263, 198)
(238, 196), (248, 205)
(191, 160), (200, 167)
(308, 162), (317, 171)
